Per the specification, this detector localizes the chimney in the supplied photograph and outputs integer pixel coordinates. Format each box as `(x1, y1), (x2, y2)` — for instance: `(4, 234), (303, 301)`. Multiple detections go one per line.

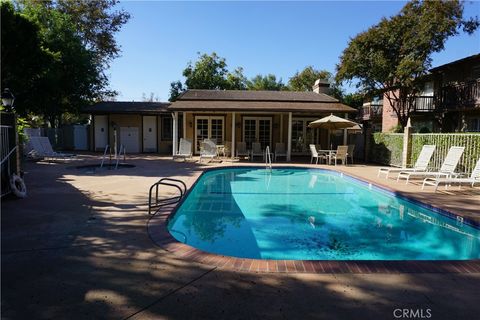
(312, 79), (330, 94)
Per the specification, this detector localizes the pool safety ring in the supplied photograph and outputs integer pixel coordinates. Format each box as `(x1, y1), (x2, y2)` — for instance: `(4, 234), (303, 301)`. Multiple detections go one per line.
(10, 174), (27, 198)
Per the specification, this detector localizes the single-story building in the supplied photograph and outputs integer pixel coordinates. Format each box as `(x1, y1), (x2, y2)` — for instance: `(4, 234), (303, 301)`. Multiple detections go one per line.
(168, 81), (356, 160)
(84, 81), (357, 160)
(84, 101), (173, 153)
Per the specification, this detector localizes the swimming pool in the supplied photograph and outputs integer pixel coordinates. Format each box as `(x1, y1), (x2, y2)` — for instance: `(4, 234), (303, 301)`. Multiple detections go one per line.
(167, 168), (480, 260)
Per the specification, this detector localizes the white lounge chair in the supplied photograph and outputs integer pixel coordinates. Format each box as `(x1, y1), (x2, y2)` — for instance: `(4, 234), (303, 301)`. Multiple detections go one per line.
(378, 145), (436, 179)
(309, 144), (326, 164)
(199, 139), (218, 163)
(29, 136), (75, 161)
(173, 138), (192, 161)
(397, 146), (465, 184)
(329, 145), (348, 166)
(250, 142), (263, 161)
(422, 158), (480, 192)
(274, 143), (287, 161)
(236, 142), (249, 159)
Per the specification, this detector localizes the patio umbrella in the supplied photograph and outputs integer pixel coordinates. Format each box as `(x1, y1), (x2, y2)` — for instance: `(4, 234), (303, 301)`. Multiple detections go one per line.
(308, 114), (359, 148)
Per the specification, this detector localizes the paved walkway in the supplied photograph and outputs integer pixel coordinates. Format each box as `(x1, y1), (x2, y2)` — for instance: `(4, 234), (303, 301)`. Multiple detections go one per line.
(1, 155), (479, 319)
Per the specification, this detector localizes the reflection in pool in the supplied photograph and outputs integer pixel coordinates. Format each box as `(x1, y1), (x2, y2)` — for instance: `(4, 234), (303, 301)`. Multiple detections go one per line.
(167, 168), (480, 260)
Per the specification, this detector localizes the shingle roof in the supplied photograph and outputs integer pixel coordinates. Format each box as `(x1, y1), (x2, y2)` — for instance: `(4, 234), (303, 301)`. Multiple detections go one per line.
(178, 89), (339, 102)
(84, 101), (171, 114)
(430, 54), (480, 72)
(170, 90), (356, 113)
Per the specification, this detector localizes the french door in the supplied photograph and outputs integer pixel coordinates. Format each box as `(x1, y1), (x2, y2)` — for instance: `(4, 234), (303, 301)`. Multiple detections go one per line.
(242, 117), (272, 149)
(195, 116), (224, 153)
(291, 118), (320, 153)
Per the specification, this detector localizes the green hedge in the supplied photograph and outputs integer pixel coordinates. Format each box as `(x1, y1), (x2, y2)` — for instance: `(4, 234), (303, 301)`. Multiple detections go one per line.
(411, 133), (480, 173)
(370, 133), (404, 167)
(370, 133), (480, 173)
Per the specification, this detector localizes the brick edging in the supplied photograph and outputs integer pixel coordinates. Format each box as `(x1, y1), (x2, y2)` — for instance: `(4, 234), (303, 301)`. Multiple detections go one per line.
(147, 205), (480, 274)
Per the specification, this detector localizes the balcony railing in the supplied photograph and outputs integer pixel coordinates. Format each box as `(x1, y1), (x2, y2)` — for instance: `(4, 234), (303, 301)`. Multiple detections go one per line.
(360, 102), (383, 120)
(438, 79), (479, 110)
(413, 79), (479, 113)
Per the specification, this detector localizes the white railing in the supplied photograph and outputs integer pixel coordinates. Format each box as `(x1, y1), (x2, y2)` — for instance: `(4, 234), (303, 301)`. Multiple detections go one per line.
(115, 145), (126, 169)
(265, 146), (272, 170)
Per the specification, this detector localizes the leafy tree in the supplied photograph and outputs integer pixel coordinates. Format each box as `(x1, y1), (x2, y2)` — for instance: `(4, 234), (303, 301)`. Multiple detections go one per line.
(169, 81), (185, 102)
(246, 74), (286, 91)
(225, 67), (247, 90)
(20, 3), (106, 127)
(288, 66), (331, 91)
(169, 52), (246, 100)
(183, 52), (230, 90)
(18, 0), (130, 67)
(341, 92), (364, 109)
(0, 1), (51, 115)
(336, 0), (479, 128)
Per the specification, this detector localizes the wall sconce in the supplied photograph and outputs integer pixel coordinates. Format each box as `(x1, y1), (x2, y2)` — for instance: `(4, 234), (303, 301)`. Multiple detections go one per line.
(189, 121), (193, 128)
(236, 122), (241, 128)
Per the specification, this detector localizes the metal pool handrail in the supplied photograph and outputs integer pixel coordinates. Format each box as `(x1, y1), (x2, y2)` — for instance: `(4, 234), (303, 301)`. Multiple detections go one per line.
(148, 178), (187, 215)
(265, 146), (272, 170)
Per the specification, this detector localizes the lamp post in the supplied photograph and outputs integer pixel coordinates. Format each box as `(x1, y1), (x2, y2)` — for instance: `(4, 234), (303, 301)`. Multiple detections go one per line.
(1, 88), (15, 110)
(1, 88), (20, 175)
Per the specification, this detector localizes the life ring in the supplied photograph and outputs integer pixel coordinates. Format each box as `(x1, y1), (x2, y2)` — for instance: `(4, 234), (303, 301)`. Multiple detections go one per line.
(10, 174), (27, 198)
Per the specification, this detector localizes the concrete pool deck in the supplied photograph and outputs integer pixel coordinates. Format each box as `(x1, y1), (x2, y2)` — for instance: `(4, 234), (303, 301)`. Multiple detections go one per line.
(2, 154), (480, 319)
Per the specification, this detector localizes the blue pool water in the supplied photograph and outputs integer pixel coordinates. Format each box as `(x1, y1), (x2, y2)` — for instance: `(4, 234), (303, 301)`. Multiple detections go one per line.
(167, 168), (480, 260)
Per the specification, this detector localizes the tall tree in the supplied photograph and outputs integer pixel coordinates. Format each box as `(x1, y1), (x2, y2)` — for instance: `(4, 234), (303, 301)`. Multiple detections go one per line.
(336, 0), (479, 128)
(18, 0), (130, 67)
(169, 52), (246, 100)
(0, 1), (51, 115)
(20, 3), (106, 126)
(288, 66), (331, 91)
(246, 74), (286, 91)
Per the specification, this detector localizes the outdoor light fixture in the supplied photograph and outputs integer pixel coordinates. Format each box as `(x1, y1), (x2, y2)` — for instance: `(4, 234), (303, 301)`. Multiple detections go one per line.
(1, 88), (15, 109)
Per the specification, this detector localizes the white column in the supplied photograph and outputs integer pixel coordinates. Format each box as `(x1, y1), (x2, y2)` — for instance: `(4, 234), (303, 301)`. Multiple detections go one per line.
(172, 112), (178, 157)
(280, 114), (284, 143)
(183, 112), (187, 139)
(287, 112), (292, 161)
(231, 112), (236, 158)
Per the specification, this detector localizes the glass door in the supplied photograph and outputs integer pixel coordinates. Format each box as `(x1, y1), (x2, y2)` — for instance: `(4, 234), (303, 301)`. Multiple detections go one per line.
(195, 116), (224, 153)
(292, 118), (321, 154)
(242, 117), (272, 150)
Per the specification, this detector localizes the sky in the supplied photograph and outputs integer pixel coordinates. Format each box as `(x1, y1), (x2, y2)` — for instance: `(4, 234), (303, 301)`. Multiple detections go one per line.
(107, 0), (480, 101)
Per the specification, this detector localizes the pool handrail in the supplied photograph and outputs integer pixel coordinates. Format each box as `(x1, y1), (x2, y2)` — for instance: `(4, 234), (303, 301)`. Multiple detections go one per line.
(148, 178), (187, 215)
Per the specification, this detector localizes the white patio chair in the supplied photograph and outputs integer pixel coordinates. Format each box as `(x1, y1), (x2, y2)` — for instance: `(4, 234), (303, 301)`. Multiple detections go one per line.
(397, 146), (465, 184)
(309, 144), (326, 165)
(274, 143), (287, 161)
(422, 158), (480, 192)
(378, 145), (436, 179)
(236, 142), (249, 159)
(199, 139), (218, 163)
(250, 142), (263, 161)
(329, 145), (348, 166)
(173, 138), (192, 161)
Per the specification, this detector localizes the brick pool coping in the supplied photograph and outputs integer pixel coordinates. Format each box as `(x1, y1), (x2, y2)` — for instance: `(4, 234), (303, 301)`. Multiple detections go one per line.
(147, 166), (480, 274)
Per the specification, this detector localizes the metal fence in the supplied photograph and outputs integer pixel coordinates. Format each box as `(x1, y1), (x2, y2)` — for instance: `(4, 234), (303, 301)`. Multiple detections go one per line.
(411, 133), (480, 174)
(370, 132), (480, 174)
